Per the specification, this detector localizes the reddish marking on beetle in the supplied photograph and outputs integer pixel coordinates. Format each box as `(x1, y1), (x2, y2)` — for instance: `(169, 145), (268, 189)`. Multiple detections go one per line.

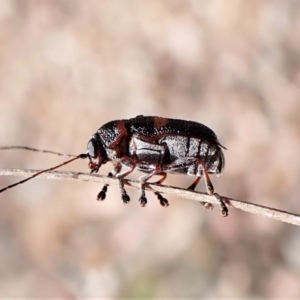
(153, 117), (169, 128)
(106, 120), (128, 150)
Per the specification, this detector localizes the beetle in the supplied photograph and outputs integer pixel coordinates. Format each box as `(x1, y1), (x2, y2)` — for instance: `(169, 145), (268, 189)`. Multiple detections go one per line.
(0, 116), (228, 216)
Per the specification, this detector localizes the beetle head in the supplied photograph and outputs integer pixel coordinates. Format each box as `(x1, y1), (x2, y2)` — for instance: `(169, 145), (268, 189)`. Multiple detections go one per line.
(87, 134), (107, 173)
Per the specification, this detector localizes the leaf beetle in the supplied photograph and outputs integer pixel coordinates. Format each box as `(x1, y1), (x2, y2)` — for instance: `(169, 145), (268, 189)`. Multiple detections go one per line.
(0, 116), (228, 216)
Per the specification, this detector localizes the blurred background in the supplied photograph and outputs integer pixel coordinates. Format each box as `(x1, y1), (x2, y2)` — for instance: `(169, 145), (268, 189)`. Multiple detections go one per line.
(0, 0), (300, 298)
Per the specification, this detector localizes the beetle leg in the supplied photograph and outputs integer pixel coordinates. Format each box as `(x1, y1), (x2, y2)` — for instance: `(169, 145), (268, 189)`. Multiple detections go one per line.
(96, 172), (113, 201)
(138, 169), (163, 207)
(187, 176), (201, 190)
(199, 162), (228, 217)
(187, 176), (214, 210)
(97, 163), (122, 201)
(213, 193), (228, 217)
(116, 157), (135, 204)
(154, 192), (169, 207)
(152, 172), (169, 207)
(152, 172), (167, 184)
(157, 158), (199, 206)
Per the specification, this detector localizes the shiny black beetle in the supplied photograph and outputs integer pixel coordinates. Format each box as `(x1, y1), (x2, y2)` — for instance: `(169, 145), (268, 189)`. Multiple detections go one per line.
(0, 116), (228, 216)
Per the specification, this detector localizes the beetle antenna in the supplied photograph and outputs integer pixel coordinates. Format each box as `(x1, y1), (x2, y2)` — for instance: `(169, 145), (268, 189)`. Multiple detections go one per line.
(0, 153), (88, 194)
(0, 146), (76, 157)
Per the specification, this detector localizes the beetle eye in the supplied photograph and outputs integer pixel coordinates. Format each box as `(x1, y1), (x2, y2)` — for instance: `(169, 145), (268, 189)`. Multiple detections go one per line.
(87, 139), (96, 158)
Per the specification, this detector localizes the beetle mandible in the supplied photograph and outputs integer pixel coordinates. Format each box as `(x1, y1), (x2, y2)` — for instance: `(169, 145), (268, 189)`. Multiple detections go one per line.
(0, 116), (228, 216)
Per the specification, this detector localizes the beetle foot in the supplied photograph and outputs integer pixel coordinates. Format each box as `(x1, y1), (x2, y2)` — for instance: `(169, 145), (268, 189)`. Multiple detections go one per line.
(155, 192), (169, 207)
(122, 193), (130, 204)
(97, 184), (108, 201)
(117, 177), (130, 204)
(200, 201), (214, 210)
(213, 193), (228, 217)
(97, 172), (114, 201)
(139, 195), (147, 207)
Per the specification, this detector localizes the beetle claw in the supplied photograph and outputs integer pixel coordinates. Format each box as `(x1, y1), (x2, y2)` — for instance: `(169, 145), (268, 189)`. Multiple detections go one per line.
(122, 193), (130, 204)
(221, 208), (229, 217)
(97, 184), (108, 201)
(154, 192), (169, 207)
(213, 193), (228, 217)
(98, 192), (106, 200)
(139, 195), (147, 207)
(200, 201), (214, 210)
(97, 190), (106, 201)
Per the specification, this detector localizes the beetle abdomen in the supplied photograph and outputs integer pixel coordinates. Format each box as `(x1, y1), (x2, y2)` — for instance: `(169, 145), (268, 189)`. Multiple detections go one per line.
(194, 139), (225, 175)
(158, 135), (224, 176)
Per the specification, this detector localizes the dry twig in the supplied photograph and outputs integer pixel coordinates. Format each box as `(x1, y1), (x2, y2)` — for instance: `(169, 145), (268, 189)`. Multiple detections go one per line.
(0, 168), (299, 226)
